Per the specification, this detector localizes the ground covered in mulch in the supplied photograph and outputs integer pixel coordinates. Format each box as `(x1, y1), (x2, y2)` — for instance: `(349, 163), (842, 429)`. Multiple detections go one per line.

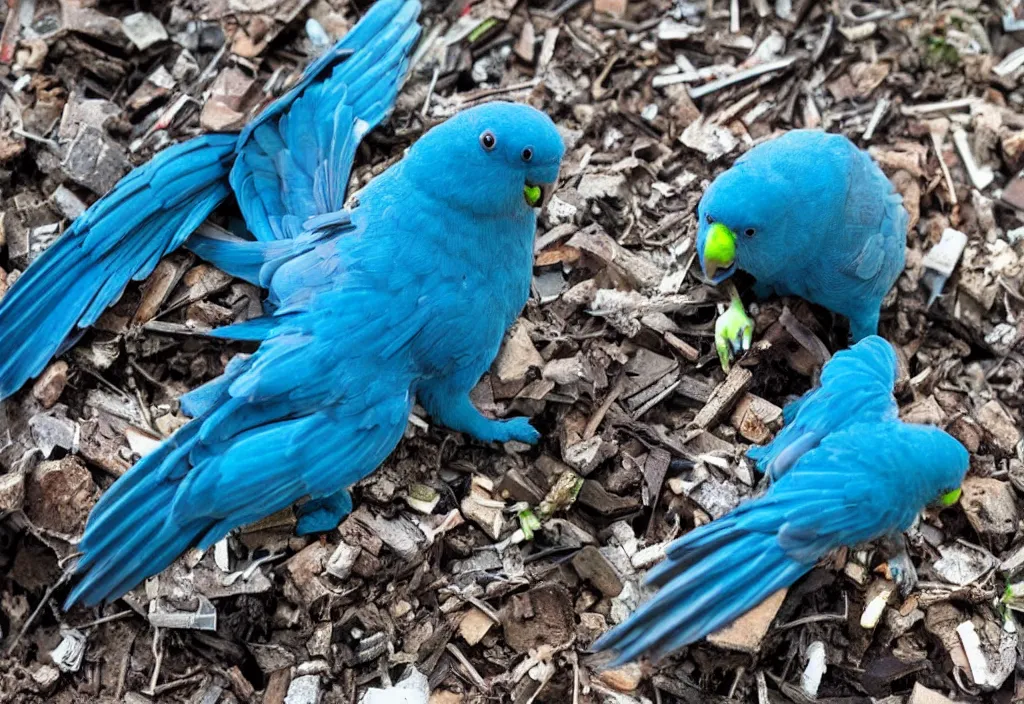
(1, 0), (1023, 702)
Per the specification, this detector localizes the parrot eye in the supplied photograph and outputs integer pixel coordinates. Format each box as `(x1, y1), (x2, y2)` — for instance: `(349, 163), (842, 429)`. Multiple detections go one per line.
(480, 131), (497, 151)
(744, 228), (756, 238)
(705, 214), (714, 225)
(521, 147), (533, 162)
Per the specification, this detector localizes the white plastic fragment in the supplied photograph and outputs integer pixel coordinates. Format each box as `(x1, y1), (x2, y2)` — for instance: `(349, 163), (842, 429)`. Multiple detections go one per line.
(957, 621), (993, 687)
(952, 129), (994, 190)
(125, 426), (162, 458)
(921, 228), (968, 305)
(305, 18), (331, 50)
(214, 538), (231, 572)
(50, 628), (87, 672)
(801, 641), (827, 698)
(285, 674), (322, 704)
(860, 587), (891, 629)
(689, 56), (797, 99)
(148, 595), (217, 631)
(993, 46), (1024, 76)
(360, 667), (429, 704)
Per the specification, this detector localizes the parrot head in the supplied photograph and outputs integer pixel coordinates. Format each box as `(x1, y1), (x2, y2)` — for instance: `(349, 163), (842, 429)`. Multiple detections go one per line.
(403, 101), (564, 218)
(916, 426), (969, 510)
(694, 131), (850, 286)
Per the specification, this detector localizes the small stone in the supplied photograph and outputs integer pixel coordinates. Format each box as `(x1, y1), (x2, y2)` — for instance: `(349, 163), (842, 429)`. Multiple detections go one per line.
(960, 477), (1018, 546)
(284, 674), (321, 704)
(25, 457), (96, 534)
(597, 662), (643, 692)
(577, 611), (607, 644)
(594, 0), (628, 16)
(459, 607), (495, 645)
(908, 683), (957, 704)
(571, 545), (624, 597)
(707, 588), (787, 653)
(30, 664), (60, 692)
(502, 583), (575, 653)
(562, 436), (618, 475)
(493, 321), (544, 384)
(62, 125), (130, 195)
(0, 472), (25, 513)
(976, 401), (1021, 454)
(122, 12), (168, 50)
(307, 623), (332, 658)
(31, 361), (68, 409)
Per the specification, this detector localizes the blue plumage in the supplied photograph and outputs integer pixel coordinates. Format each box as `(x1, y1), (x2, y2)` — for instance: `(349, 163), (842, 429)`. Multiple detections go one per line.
(697, 130), (907, 342)
(0, 0), (419, 398)
(0, 0), (567, 608)
(593, 338), (968, 664)
(748, 335), (900, 479)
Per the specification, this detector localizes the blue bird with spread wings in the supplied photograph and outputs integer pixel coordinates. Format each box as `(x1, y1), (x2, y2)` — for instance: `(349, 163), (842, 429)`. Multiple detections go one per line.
(593, 337), (967, 664)
(0, 0), (566, 607)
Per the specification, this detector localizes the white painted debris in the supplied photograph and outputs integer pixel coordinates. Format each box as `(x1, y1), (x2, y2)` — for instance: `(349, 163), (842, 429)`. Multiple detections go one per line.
(860, 586), (892, 629)
(285, 674), (322, 704)
(952, 129), (994, 190)
(360, 667), (429, 704)
(51, 628), (87, 672)
(921, 228), (968, 305)
(148, 595), (217, 630)
(801, 641), (827, 698)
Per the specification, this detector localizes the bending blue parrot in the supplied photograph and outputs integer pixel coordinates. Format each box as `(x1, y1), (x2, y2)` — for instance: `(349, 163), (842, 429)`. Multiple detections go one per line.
(593, 338), (967, 664)
(695, 130), (907, 369)
(0, 0), (566, 608)
(747, 335), (899, 480)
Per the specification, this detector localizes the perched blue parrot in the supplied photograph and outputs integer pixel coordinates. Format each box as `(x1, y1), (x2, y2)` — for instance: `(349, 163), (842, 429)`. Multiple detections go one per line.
(747, 335), (899, 480)
(593, 338), (967, 664)
(695, 130), (908, 369)
(0, 0), (566, 608)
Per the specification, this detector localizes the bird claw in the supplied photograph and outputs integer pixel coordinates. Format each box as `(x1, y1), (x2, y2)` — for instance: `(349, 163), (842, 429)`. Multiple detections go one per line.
(715, 297), (753, 372)
(494, 417), (541, 445)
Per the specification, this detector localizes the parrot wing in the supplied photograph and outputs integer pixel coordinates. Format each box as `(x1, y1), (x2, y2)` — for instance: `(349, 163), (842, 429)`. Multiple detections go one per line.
(840, 148), (908, 283)
(748, 335), (898, 478)
(229, 0), (421, 241)
(595, 422), (955, 664)
(66, 226), (431, 607)
(0, 0), (420, 399)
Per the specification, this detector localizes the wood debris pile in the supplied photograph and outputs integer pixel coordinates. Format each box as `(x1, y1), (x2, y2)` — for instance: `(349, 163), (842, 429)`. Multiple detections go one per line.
(0, 0), (1023, 701)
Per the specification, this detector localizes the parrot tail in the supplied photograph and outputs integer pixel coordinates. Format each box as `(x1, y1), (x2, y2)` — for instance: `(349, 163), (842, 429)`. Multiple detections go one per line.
(592, 510), (808, 665)
(64, 421), (209, 608)
(0, 133), (237, 399)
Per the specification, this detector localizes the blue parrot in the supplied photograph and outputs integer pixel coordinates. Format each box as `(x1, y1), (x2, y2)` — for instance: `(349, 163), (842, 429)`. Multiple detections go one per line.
(0, 0), (567, 607)
(695, 130), (908, 370)
(747, 335), (899, 480)
(593, 338), (967, 664)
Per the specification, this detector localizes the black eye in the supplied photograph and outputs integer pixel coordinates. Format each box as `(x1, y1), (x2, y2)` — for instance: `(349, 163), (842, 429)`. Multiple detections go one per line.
(521, 147), (533, 162)
(480, 131), (496, 151)
(744, 228), (756, 237)
(705, 214), (714, 224)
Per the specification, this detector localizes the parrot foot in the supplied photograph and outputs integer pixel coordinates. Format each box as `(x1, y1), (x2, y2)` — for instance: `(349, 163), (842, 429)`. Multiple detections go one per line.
(484, 417), (540, 445)
(715, 295), (754, 372)
(295, 489), (353, 535)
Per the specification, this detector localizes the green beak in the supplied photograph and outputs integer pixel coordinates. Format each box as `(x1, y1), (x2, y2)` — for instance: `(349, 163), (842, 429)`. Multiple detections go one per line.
(703, 223), (737, 280)
(939, 487), (962, 507)
(524, 184), (542, 207)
